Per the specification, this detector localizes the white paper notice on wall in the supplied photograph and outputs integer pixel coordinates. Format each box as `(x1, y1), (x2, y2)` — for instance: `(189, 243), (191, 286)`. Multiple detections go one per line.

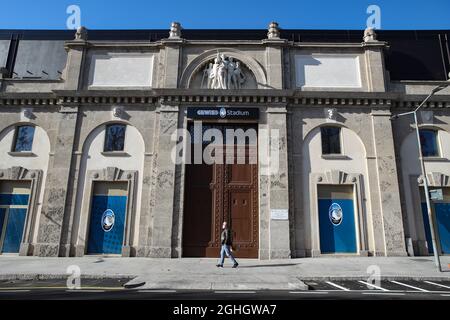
(271, 209), (289, 220)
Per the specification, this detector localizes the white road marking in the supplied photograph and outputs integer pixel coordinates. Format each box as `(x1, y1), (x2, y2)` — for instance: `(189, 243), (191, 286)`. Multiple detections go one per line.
(424, 281), (450, 290)
(358, 280), (389, 291)
(390, 281), (429, 292)
(325, 281), (350, 291)
(0, 290), (30, 293)
(440, 294), (450, 297)
(139, 290), (177, 293)
(362, 292), (404, 296)
(65, 290), (105, 293)
(290, 291), (328, 294)
(214, 291), (256, 294)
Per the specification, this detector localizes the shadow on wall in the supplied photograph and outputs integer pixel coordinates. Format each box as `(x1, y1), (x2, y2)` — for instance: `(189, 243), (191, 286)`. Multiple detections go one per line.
(295, 56), (322, 88)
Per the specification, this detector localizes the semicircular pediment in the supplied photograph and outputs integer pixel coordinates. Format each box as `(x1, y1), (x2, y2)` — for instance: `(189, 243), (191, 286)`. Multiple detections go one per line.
(180, 49), (267, 89)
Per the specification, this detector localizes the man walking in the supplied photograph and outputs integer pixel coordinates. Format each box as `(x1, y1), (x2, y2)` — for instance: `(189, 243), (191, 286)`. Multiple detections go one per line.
(216, 221), (239, 268)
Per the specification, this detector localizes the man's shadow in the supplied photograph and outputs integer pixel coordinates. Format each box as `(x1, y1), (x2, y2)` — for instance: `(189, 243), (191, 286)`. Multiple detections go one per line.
(239, 263), (300, 268)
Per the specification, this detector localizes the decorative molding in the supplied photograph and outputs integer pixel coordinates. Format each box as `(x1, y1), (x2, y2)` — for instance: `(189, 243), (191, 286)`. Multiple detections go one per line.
(20, 107), (34, 121)
(420, 110), (434, 124)
(324, 107), (337, 122)
(0, 92), (449, 109)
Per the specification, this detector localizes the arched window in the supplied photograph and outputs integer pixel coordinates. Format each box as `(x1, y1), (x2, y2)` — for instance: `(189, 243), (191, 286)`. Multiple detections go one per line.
(419, 129), (439, 157)
(321, 126), (341, 155)
(12, 125), (35, 152)
(104, 124), (126, 152)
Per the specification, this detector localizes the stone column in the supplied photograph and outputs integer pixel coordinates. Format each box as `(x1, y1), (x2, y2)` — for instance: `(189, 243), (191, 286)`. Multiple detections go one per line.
(148, 103), (179, 257)
(63, 39), (88, 91)
(266, 106), (291, 259)
(369, 108), (407, 256)
(362, 29), (388, 92)
(34, 105), (79, 256)
(136, 112), (157, 257)
(263, 37), (286, 90)
(160, 39), (183, 88)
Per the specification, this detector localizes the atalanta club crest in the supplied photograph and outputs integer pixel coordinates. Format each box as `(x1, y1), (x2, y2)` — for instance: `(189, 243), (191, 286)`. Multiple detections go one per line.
(328, 203), (343, 226)
(101, 209), (115, 232)
(219, 107), (227, 118)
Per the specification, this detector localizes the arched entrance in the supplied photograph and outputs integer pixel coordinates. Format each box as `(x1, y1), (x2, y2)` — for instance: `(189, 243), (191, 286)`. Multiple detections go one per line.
(182, 122), (259, 258)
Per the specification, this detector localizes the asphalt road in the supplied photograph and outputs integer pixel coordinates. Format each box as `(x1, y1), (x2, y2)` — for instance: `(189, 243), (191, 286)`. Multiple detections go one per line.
(0, 278), (449, 300)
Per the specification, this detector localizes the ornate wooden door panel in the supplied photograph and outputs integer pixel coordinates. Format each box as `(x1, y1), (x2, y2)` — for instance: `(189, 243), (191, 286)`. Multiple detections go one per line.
(223, 149), (259, 258)
(182, 161), (214, 257)
(183, 123), (259, 258)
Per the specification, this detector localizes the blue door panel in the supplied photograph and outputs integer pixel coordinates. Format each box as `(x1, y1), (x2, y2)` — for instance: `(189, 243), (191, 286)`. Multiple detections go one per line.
(421, 203), (434, 254)
(435, 203), (450, 254)
(87, 195), (127, 254)
(421, 202), (450, 254)
(2, 208), (27, 253)
(0, 209), (5, 240)
(319, 199), (357, 253)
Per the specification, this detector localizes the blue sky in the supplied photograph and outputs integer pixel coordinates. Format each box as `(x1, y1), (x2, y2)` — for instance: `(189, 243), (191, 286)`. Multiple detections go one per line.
(1, 0), (450, 30)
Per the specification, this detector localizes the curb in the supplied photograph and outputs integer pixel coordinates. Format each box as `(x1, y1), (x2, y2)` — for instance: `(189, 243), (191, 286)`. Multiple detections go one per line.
(299, 276), (450, 282)
(0, 274), (135, 281)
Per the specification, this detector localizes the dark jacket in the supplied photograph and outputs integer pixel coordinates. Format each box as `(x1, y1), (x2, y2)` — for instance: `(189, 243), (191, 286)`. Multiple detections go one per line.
(220, 228), (233, 245)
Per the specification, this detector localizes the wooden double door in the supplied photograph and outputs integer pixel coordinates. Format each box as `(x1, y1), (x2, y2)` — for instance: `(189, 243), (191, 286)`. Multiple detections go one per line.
(182, 123), (259, 258)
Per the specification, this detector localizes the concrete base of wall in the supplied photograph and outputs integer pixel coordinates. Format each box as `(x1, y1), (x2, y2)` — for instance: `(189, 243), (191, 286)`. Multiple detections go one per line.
(34, 243), (59, 257)
(59, 244), (71, 257)
(19, 243), (33, 256)
(270, 249), (291, 259)
(148, 246), (171, 258)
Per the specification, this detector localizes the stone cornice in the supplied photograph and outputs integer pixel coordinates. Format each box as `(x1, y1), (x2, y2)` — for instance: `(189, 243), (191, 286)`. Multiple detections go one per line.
(62, 39), (387, 50)
(0, 89), (449, 109)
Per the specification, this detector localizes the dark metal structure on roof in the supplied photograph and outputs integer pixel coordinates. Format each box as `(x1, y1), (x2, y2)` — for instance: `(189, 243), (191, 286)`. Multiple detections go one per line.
(0, 28), (449, 81)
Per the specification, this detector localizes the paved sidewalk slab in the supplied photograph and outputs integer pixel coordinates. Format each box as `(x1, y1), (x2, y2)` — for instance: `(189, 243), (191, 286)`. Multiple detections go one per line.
(0, 256), (449, 290)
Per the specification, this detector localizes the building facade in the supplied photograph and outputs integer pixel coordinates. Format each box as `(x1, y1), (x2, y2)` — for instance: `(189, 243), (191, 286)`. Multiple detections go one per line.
(0, 23), (449, 259)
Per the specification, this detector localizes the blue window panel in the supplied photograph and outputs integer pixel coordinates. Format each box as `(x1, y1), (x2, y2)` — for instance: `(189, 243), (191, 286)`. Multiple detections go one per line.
(87, 195), (127, 255)
(104, 124), (126, 152)
(419, 130), (439, 157)
(13, 126), (35, 152)
(1, 208), (27, 253)
(0, 194), (29, 206)
(319, 199), (357, 253)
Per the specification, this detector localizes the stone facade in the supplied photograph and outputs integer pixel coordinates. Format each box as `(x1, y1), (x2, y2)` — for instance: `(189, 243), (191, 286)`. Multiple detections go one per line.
(0, 23), (449, 258)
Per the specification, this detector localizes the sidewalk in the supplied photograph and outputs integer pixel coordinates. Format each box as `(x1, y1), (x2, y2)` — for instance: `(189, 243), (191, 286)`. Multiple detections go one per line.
(0, 256), (449, 290)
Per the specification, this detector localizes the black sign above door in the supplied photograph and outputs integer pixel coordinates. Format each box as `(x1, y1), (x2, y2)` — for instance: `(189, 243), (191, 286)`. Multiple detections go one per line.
(187, 106), (259, 120)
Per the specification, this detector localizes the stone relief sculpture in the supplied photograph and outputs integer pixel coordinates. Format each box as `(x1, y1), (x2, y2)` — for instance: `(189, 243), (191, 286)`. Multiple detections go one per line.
(201, 53), (246, 89)
(325, 108), (338, 122)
